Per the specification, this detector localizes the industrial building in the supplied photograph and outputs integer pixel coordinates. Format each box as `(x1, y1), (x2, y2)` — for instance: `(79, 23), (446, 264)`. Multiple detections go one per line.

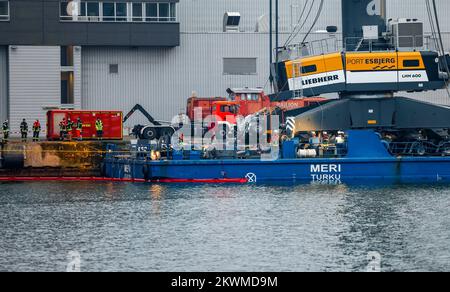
(1, 0), (450, 132)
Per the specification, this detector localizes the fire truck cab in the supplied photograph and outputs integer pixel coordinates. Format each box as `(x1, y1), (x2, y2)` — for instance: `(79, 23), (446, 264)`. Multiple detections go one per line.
(211, 101), (239, 125)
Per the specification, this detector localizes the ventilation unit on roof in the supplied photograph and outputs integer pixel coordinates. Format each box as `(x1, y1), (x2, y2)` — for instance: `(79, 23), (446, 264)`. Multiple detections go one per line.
(223, 12), (241, 32)
(389, 18), (424, 49)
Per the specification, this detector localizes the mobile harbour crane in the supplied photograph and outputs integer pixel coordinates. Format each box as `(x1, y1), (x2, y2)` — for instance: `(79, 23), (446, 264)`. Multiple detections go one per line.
(273, 0), (450, 156)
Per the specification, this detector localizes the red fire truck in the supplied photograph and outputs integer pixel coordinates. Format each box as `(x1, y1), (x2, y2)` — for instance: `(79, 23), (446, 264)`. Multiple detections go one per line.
(186, 88), (325, 120)
(125, 88), (326, 140)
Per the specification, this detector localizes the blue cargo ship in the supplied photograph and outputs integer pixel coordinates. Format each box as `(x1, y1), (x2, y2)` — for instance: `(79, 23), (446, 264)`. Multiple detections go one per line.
(104, 130), (450, 185)
(103, 0), (450, 186)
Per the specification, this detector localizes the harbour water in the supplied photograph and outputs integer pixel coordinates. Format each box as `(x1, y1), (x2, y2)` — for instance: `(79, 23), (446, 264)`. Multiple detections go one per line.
(1, 182), (450, 272)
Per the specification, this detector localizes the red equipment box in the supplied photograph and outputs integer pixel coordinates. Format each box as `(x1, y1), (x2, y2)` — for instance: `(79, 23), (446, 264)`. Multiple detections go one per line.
(47, 110), (123, 141)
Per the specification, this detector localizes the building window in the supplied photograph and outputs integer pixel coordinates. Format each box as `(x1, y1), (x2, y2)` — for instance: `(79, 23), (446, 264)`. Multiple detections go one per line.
(87, 2), (100, 20)
(102, 3), (115, 21)
(109, 64), (119, 74)
(102, 2), (127, 22)
(116, 3), (127, 21)
(132, 3), (143, 21)
(145, 3), (157, 22)
(170, 3), (176, 22)
(158, 3), (169, 22)
(0, 1), (10, 21)
(60, 1), (177, 23)
(61, 72), (75, 105)
(60, 1), (71, 20)
(223, 58), (258, 75)
(61, 46), (74, 67)
(80, 2), (87, 18)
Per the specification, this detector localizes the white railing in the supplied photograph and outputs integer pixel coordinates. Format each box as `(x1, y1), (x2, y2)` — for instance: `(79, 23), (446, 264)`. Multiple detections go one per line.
(282, 34), (433, 58)
(343, 35), (429, 52)
(59, 1), (177, 23)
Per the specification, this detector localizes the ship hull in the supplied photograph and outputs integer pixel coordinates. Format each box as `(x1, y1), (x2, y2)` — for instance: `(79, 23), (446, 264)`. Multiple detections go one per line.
(104, 156), (450, 184)
(104, 130), (450, 185)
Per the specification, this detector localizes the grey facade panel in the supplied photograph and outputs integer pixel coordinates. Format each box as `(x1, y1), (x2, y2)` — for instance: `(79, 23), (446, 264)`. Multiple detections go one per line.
(129, 23), (181, 47)
(223, 58), (257, 75)
(0, 0), (180, 47)
(1, 0), (44, 45)
(8, 46), (61, 132)
(177, 0), (342, 34)
(0, 46), (7, 123)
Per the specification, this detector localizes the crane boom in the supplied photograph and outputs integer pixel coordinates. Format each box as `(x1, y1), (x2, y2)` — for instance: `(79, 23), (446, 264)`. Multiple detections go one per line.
(123, 104), (162, 126)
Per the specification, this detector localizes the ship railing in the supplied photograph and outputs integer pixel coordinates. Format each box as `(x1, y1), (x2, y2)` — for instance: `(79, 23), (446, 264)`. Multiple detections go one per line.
(282, 37), (340, 59)
(343, 35), (432, 52)
(388, 141), (450, 157)
(343, 37), (390, 52)
(304, 37), (340, 56)
(282, 34), (435, 59)
(298, 142), (348, 159)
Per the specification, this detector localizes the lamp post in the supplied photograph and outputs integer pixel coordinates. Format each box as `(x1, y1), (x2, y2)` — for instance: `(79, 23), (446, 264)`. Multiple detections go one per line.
(269, 0), (273, 88)
(269, 0), (279, 93)
(275, 0), (279, 87)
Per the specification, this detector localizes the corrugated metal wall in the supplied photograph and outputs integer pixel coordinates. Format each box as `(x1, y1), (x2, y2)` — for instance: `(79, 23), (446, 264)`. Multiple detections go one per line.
(81, 0), (450, 126)
(178, 0), (450, 34)
(74, 46), (82, 109)
(8, 45), (82, 133)
(9, 46), (61, 132)
(0, 46), (7, 123)
(178, 0), (342, 34)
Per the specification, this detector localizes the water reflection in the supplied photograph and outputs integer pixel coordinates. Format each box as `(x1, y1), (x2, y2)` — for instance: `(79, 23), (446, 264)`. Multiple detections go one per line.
(1, 182), (449, 271)
(149, 184), (167, 216)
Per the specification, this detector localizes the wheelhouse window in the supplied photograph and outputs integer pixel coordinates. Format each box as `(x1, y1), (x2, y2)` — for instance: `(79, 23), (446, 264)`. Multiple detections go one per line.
(403, 60), (421, 68)
(0, 1), (9, 21)
(244, 94), (259, 101)
(221, 105), (238, 114)
(60, 1), (177, 23)
(301, 65), (318, 74)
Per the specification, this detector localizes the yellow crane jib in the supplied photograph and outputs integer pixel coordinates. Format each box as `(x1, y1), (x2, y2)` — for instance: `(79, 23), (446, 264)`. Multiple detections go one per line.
(277, 51), (444, 98)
